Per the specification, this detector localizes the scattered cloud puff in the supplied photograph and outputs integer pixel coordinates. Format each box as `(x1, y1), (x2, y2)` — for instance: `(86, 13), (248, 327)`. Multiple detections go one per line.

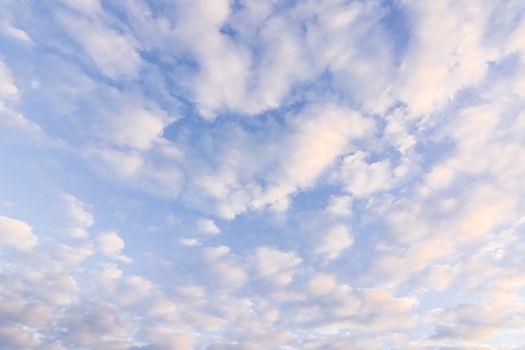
(96, 231), (132, 263)
(315, 224), (354, 261)
(180, 237), (200, 247)
(253, 247), (302, 286)
(0, 215), (37, 251)
(1, 0), (525, 349)
(63, 194), (94, 238)
(197, 218), (221, 235)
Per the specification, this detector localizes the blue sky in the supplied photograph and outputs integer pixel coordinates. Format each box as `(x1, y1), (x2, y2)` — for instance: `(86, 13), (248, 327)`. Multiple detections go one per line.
(1, 0), (525, 349)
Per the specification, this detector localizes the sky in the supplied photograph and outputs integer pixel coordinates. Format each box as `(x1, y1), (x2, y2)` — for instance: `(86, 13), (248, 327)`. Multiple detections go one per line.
(1, 0), (525, 349)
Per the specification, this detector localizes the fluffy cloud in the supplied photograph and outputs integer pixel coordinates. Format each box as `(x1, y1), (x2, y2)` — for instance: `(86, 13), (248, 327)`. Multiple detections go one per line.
(96, 231), (131, 263)
(2, 1), (525, 349)
(253, 247), (302, 286)
(63, 194), (94, 238)
(0, 215), (37, 251)
(204, 246), (247, 290)
(315, 224), (353, 261)
(57, 10), (141, 79)
(393, 0), (498, 116)
(333, 151), (393, 198)
(197, 218), (221, 235)
(326, 195), (353, 217)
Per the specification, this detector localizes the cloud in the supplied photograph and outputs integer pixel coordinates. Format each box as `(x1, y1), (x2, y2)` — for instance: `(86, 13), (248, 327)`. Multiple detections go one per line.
(3, 1), (525, 349)
(180, 238), (200, 247)
(307, 273), (337, 296)
(105, 108), (172, 152)
(0, 324), (40, 349)
(57, 11), (141, 79)
(197, 218), (221, 235)
(271, 104), (373, 196)
(96, 231), (132, 263)
(333, 151), (393, 198)
(0, 20), (32, 43)
(0, 59), (18, 103)
(134, 326), (195, 350)
(326, 195), (353, 217)
(393, 0), (498, 117)
(253, 247), (302, 286)
(0, 59), (52, 143)
(63, 194), (94, 238)
(315, 224), (353, 261)
(0, 215), (38, 251)
(172, 0), (250, 118)
(204, 246), (247, 289)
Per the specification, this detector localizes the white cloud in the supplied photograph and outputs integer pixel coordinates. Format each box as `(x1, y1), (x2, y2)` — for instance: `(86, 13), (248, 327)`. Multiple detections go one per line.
(204, 245), (231, 259)
(95, 231), (132, 263)
(237, 14), (312, 114)
(204, 245), (247, 289)
(107, 108), (171, 151)
(250, 104), (374, 213)
(307, 273), (337, 296)
(334, 151), (393, 198)
(63, 194), (93, 238)
(326, 195), (353, 217)
(94, 148), (144, 177)
(137, 326), (195, 350)
(57, 12), (141, 79)
(212, 260), (248, 290)
(0, 215), (38, 251)
(180, 238), (200, 247)
(0, 324), (40, 349)
(394, 0), (498, 116)
(425, 265), (457, 292)
(197, 218), (221, 235)
(0, 59), (18, 103)
(253, 247), (302, 286)
(174, 0), (251, 118)
(53, 243), (94, 266)
(3, 1), (525, 348)
(315, 224), (353, 261)
(279, 105), (373, 191)
(98, 264), (122, 280)
(185, 103), (374, 219)
(0, 20), (32, 43)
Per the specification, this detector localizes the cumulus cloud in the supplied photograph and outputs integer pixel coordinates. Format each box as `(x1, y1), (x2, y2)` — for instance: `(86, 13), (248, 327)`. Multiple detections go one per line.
(3, 0), (525, 348)
(333, 151), (393, 198)
(96, 231), (132, 263)
(204, 246), (247, 289)
(0, 215), (37, 251)
(180, 238), (200, 247)
(197, 218), (221, 235)
(63, 194), (94, 238)
(326, 195), (353, 217)
(307, 273), (337, 296)
(268, 104), (373, 202)
(253, 247), (302, 286)
(57, 11), (141, 79)
(315, 224), (353, 261)
(393, 0), (498, 116)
